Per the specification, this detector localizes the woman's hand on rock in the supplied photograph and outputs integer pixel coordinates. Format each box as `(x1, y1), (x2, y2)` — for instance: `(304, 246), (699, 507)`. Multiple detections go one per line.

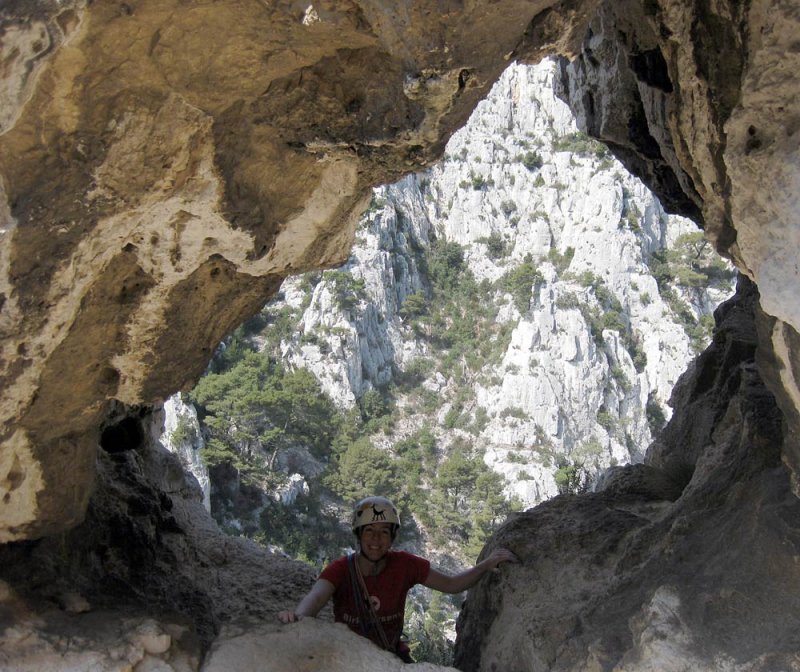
(486, 547), (519, 570)
(277, 610), (301, 623)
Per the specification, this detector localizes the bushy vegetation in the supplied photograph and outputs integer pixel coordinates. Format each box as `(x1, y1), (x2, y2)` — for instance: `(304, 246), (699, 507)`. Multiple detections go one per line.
(647, 231), (736, 351)
(188, 237), (518, 571)
(405, 591), (456, 665)
(547, 246), (574, 274)
(499, 256), (543, 313)
(554, 439), (604, 494)
(516, 150), (543, 171)
(552, 131), (609, 159)
(414, 237), (516, 376)
(651, 232), (735, 291)
(323, 270), (368, 312)
(646, 392), (668, 436)
(478, 231), (511, 260)
(191, 353), (339, 483)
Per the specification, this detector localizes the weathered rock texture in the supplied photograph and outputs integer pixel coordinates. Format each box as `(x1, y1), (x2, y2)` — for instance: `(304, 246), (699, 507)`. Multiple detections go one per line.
(559, 0), (800, 481)
(1, 0), (800, 670)
(1, 0), (583, 542)
(0, 405), (317, 665)
(202, 619), (457, 672)
(455, 277), (800, 670)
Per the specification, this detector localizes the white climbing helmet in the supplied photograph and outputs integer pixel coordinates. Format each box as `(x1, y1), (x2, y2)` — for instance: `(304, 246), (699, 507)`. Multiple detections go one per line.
(351, 496), (400, 537)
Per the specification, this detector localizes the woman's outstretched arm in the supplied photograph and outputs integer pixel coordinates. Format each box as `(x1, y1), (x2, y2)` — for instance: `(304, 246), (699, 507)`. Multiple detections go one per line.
(423, 548), (518, 594)
(277, 578), (336, 623)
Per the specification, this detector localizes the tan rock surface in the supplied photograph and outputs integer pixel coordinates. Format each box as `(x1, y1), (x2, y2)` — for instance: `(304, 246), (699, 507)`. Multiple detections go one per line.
(202, 619), (458, 672)
(0, 0), (582, 541)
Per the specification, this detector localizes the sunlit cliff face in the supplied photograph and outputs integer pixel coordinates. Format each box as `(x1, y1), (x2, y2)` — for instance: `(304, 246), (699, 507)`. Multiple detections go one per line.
(1, 0), (800, 670)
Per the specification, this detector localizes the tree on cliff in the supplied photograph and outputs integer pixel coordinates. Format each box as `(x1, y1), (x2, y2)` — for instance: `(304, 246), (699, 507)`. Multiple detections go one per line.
(190, 350), (338, 486)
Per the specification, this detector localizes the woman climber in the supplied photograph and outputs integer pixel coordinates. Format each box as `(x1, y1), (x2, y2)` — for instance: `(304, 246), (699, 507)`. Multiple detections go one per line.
(277, 495), (518, 663)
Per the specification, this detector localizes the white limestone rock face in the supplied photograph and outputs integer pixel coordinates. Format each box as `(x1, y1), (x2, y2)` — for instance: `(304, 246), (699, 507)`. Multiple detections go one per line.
(281, 174), (432, 406)
(163, 395), (211, 512)
(274, 60), (733, 510)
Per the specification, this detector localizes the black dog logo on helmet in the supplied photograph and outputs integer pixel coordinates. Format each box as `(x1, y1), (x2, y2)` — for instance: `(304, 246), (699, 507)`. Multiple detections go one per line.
(371, 505), (386, 522)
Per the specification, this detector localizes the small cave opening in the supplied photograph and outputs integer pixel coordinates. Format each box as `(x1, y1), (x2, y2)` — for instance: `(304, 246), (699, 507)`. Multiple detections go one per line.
(100, 416), (144, 453)
(157, 57), (737, 666)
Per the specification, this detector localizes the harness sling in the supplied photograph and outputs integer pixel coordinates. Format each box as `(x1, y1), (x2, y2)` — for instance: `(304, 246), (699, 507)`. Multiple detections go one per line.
(346, 552), (392, 651)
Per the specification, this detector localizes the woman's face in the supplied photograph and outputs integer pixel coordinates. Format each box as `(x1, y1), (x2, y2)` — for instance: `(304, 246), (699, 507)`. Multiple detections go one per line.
(359, 522), (393, 561)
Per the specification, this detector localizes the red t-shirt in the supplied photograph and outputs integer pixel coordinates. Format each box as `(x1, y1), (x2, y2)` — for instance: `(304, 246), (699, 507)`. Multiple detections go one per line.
(319, 551), (430, 650)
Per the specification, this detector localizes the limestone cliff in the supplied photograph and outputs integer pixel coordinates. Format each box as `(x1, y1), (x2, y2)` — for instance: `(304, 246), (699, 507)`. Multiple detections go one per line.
(265, 59), (731, 512)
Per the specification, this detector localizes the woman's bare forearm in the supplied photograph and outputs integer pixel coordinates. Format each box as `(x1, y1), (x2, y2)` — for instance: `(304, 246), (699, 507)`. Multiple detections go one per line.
(278, 579), (335, 622)
(423, 548), (519, 594)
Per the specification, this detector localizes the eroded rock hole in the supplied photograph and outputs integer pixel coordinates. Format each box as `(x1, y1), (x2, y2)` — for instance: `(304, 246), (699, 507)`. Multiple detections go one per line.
(100, 416), (144, 453)
(629, 48), (673, 92)
(4, 455), (25, 492)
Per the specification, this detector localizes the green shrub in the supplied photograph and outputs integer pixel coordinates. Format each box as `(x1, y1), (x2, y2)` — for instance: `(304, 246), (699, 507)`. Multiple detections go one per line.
(500, 407), (529, 420)
(500, 200), (517, 216)
(498, 258), (542, 313)
(555, 292), (581, 311)
(170, 415), (197, 447)
(479, 232), (510, 260)
(471, 174), (488, 190)
(397, 357), (433, 388)
(469, 406), (490, 435)
(597, 410), (615, 431)
(554, 461), (586, 494)
(646, 393), (667, 435)
(322, 270), (368, 312)
(552, 131), (606, 157)
(547, 247), (574, 274)
(610, 366), (631, 392)
(517, 151), (543, 171)
(428, 239), (466, 291)
(400, 290), (428, 319)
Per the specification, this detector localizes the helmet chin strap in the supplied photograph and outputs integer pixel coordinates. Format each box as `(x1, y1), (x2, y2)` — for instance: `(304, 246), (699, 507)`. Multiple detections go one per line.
(358, 545), (388, 575)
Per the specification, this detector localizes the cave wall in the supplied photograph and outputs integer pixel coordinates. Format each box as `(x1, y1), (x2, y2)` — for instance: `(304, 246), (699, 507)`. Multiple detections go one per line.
(455, 277), (800, 671)
(558, 0), (800, 488)
(0, 404), (320, 668)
